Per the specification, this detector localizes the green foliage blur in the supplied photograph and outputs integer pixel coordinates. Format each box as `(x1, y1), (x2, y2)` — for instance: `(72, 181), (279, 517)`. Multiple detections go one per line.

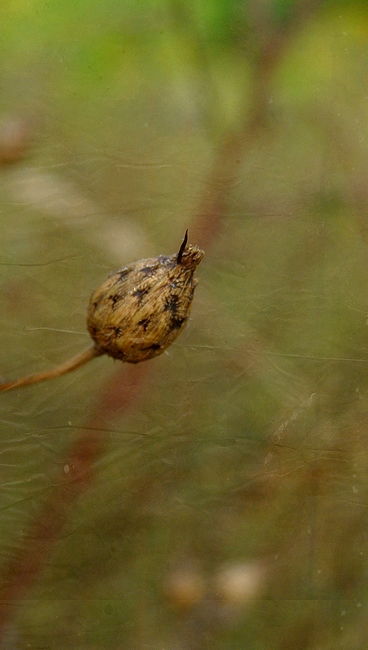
(1, 0), (368, 648)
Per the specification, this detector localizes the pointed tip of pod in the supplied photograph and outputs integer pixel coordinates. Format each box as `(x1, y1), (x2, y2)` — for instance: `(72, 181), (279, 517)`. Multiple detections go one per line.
(177, 230), (188, 264)
(177, 231), (204, 269)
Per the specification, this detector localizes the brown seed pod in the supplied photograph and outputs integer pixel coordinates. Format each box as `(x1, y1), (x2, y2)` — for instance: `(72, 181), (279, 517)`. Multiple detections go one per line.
(0, 232), (204, 392)
(87, 230), (204, 363)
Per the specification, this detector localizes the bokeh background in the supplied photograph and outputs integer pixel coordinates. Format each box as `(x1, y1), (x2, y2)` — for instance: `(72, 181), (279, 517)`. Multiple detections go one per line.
(1, 0), (368, 648)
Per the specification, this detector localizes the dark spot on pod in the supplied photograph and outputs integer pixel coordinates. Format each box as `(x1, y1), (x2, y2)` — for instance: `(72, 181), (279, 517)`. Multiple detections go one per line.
(132, 287), (149, 302)
(140, 266), (156, 277)
(164, 295), (179, 313)
(89, 326), (97, 336)
(147, 343), (161, 352)
(171, 316), (186, 330)
(118, 269), (129, 281)
(114, 327), (122, 337)
(138, 318), (150, 331)
(109, 294), (120, 307)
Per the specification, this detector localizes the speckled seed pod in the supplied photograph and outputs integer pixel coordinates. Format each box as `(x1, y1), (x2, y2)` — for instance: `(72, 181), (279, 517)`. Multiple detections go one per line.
(87, 233), (204, 363)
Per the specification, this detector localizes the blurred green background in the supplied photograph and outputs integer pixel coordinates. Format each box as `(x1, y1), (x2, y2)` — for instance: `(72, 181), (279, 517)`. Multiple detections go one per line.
(1, 0), (368, 648)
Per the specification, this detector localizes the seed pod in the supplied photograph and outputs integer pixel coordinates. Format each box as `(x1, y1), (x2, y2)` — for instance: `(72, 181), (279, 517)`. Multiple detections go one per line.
(87, 231), (204, 363)
(0, 232), (204, 392)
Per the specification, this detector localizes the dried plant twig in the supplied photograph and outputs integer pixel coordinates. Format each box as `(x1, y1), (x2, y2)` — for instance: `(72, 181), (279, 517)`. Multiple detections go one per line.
(0, 345), (101, 392)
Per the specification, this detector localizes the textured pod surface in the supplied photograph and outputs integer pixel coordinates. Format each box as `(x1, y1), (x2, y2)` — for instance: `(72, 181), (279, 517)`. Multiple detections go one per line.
(87, 239), (204, 363)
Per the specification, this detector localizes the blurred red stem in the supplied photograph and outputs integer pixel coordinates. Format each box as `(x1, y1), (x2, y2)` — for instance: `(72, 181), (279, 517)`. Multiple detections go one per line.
(0, 362), (149, 636)
(193, 0), (326, 249)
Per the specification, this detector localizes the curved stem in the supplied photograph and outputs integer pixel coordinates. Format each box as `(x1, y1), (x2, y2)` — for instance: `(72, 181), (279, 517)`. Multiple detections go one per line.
(0, 345), (102, 393)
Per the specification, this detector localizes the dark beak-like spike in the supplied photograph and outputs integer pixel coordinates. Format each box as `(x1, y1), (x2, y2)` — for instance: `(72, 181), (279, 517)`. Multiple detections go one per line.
(177, 230), (188, 264)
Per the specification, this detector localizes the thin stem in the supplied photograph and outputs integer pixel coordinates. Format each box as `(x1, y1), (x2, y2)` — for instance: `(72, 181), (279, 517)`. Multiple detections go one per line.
(0, 345), (102, 393)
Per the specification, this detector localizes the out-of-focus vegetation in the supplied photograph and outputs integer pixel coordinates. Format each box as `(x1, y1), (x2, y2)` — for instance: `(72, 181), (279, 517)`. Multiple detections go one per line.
(1, 0), (368, 648)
